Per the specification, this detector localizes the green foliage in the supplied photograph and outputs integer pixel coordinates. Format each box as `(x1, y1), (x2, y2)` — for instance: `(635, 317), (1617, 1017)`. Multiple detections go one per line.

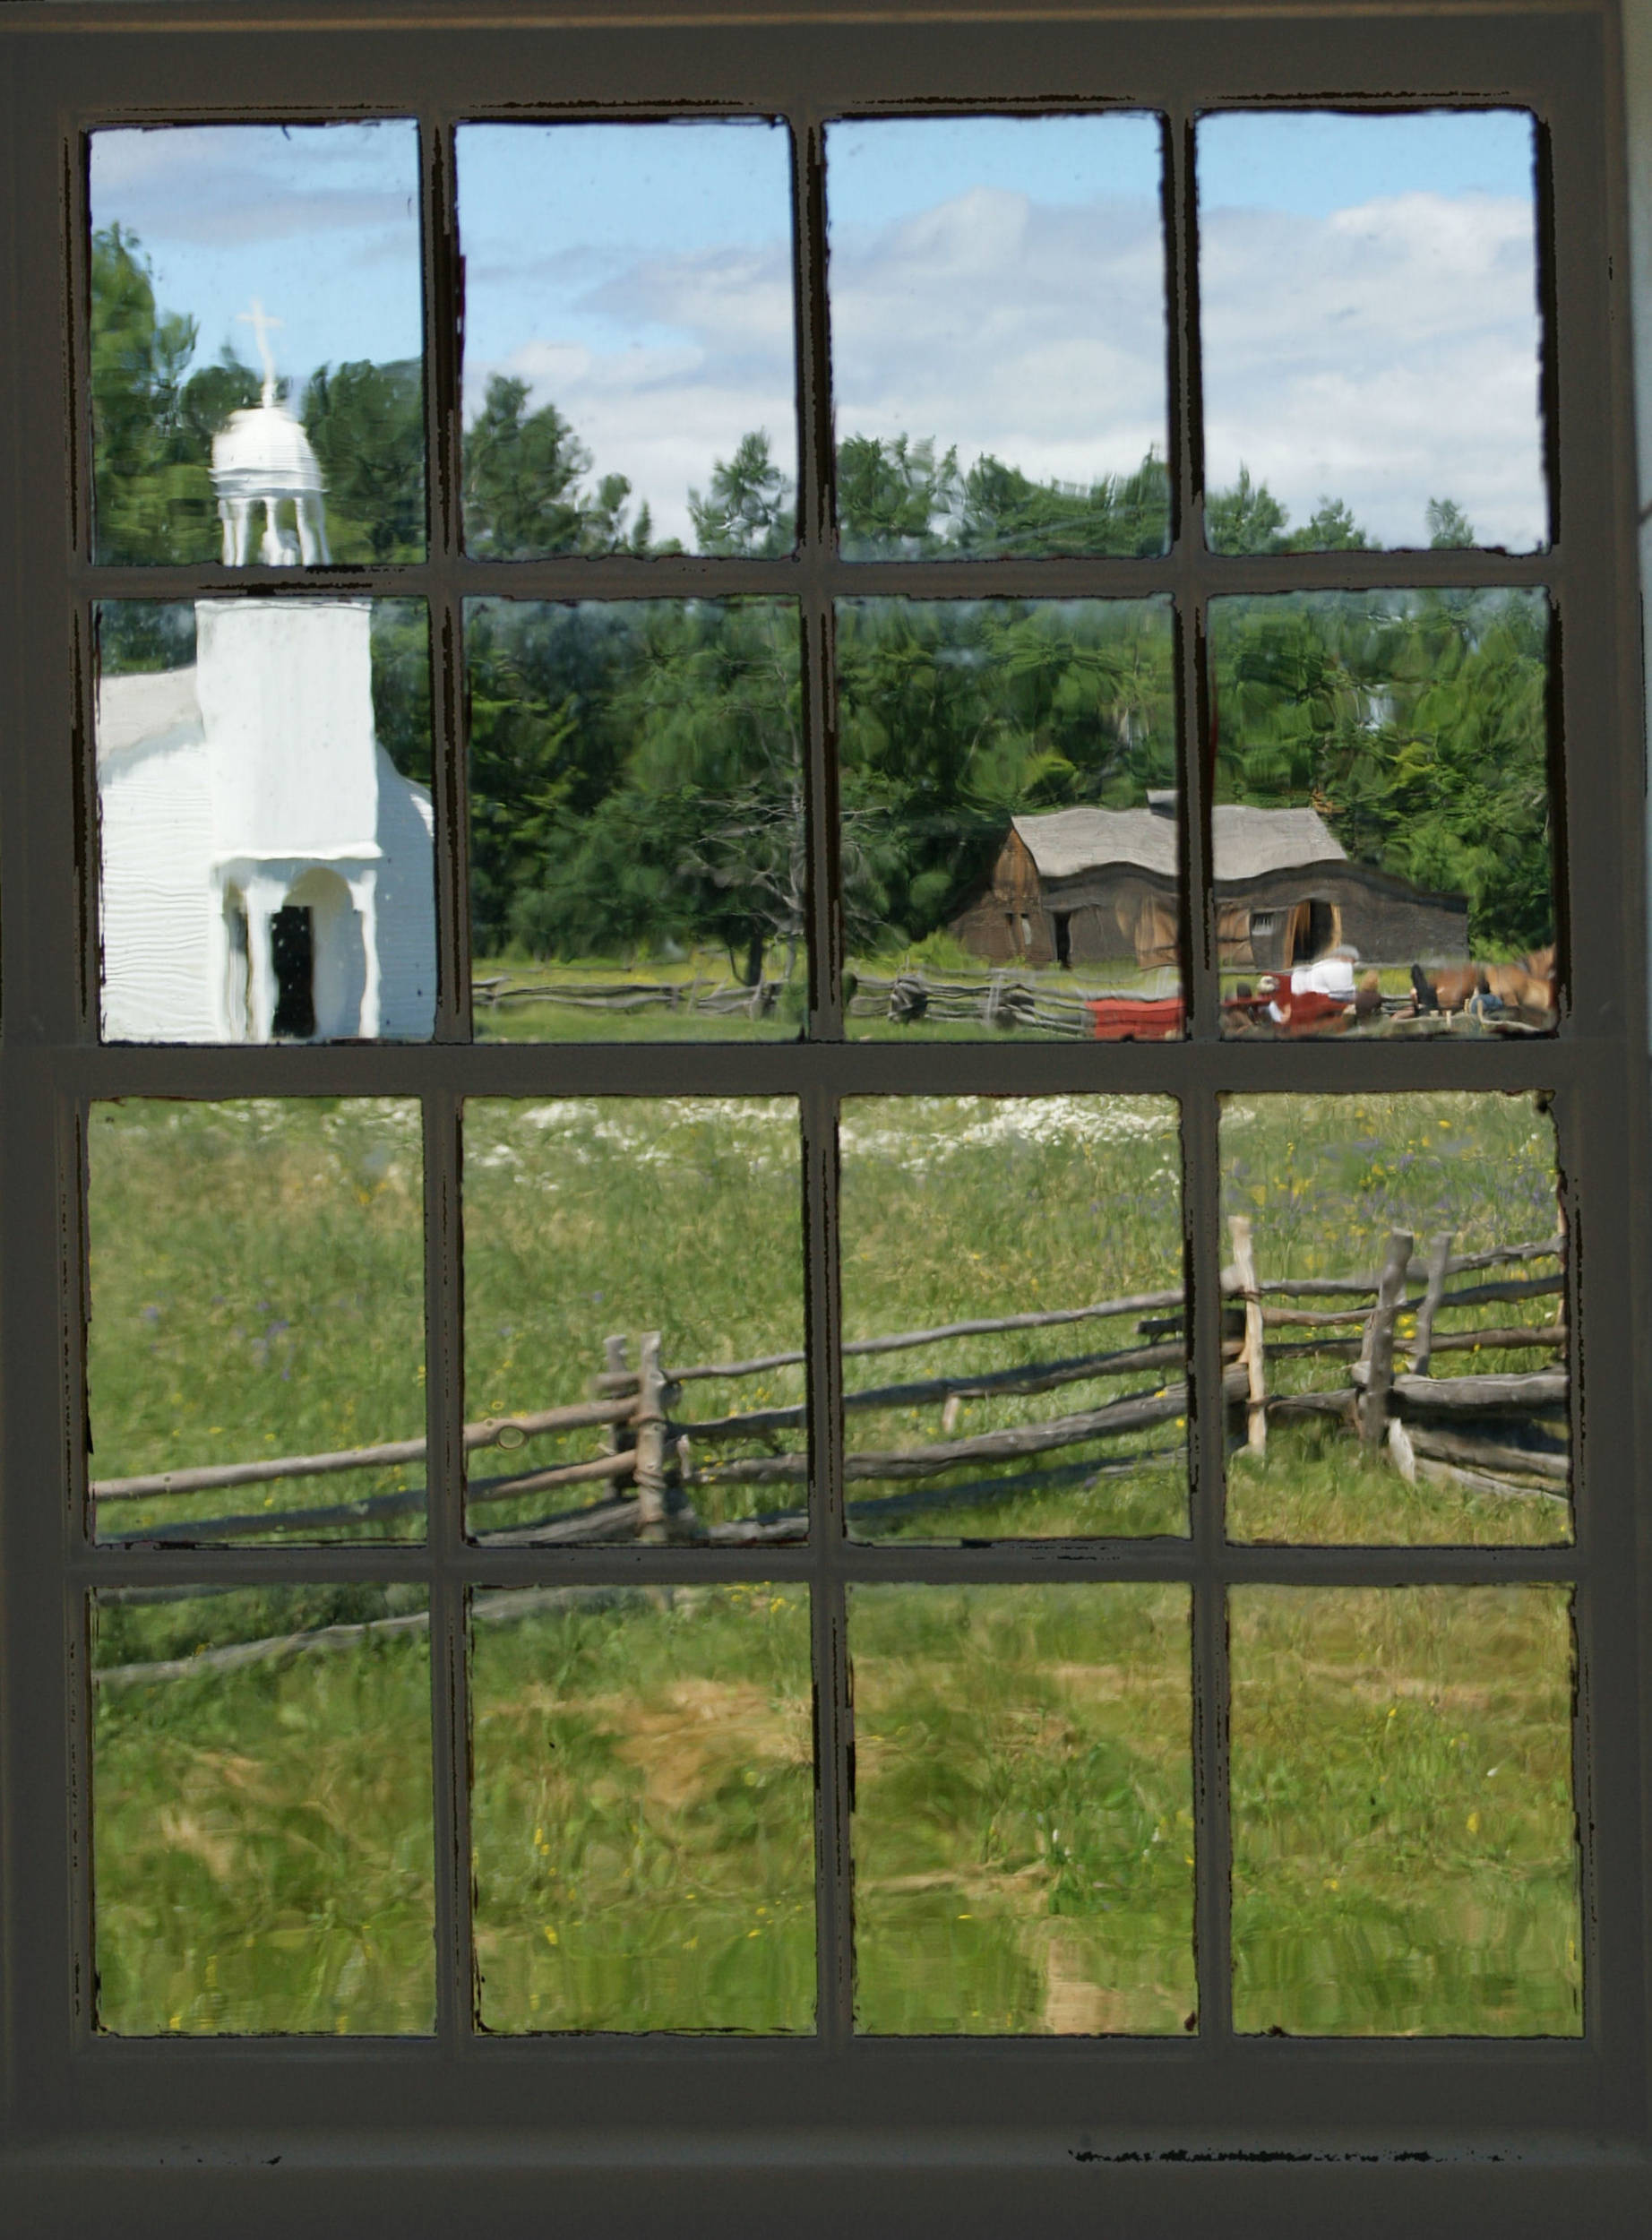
(1212, 590), (1553, 952)
(462, 374), (656, 556)
(304, 358), (425, 562)
(91, 226), (221, 564)
(1206, 463), (1290, 555)
(1427, 495), (1476, 548)
(467, 600), (804, 979)
(836, 435), (1171, 557)
(837, 600), (1175, 951)
(690, 430), (795, 555)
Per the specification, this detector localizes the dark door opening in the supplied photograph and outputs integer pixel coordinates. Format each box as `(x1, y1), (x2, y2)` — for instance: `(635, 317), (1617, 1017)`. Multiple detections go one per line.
(271, 906), (315, 1038)
(1052, 911), (1071, 968)
(1304, 897), (1338, 959)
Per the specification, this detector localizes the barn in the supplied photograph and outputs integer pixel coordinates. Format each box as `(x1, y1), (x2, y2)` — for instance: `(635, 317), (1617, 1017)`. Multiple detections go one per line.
(949, 796), (1468, 972)
(96, 383), (436, 1045)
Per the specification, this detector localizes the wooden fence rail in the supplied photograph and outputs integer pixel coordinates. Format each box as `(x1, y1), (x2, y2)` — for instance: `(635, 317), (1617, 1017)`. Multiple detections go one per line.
(94, 1223), (1569, 1546)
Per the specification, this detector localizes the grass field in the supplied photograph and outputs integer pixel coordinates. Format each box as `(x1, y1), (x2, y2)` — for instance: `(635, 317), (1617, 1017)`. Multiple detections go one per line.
(473, 952), (806, 1044)
(1219, 1091), (1568, 1547)
(87, 1088), (1579, 2038)
(88, 1100), (427, 1545)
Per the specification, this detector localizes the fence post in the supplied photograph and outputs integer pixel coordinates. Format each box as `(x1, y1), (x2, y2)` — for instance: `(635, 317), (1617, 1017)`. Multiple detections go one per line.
(632, 1331), (669, 1540)
(1227, 1211), (1268, 1455)
(1408, 1232), (1453, 1375)
(1360, 1229), (1414, 1447)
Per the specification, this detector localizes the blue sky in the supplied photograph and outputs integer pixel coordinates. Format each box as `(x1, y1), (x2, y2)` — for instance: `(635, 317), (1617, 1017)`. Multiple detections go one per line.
(91, 107), (1545, 550)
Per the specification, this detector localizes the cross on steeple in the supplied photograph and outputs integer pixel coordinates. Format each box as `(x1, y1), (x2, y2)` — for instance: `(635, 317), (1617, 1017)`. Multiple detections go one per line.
(237, 297), (283, 406)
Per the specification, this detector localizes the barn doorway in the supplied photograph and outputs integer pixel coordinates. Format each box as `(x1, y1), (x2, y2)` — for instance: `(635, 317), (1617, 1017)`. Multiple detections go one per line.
(1052, 911), (1071, 967)
(270, 906), (316, 1038)
(1294, 897), (1341, 962)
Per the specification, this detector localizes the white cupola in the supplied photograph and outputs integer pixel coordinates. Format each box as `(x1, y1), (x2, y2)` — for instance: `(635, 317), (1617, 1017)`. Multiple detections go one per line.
(210, 299), (331, 566)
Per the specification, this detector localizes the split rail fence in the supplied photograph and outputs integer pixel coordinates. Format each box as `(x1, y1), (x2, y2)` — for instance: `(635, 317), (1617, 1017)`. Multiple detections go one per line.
(94, 1224), (1570, 1550)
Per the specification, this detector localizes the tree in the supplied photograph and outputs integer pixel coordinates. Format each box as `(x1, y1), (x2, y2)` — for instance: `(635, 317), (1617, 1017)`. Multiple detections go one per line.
(956, 452), (1172, 557)
(1427, 495), (1476, 547)
(462, 375), (590, 556)
(689, 432), (795, 555)
(90, 224), (219, 564)
(304, 359), (426, 563)
(836, 434), (960, 555)
(1206, 464), (1290, 555)
(1285, 495), (1371, 551)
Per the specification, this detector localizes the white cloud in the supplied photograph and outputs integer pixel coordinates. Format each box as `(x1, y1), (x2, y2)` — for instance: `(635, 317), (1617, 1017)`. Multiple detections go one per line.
(1200, 190), (1545, 548)
(463, 180), (1545, 554)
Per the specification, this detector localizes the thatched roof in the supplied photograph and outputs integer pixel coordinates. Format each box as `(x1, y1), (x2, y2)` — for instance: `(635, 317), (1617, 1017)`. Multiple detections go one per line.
(1011, 804), (1347, 884)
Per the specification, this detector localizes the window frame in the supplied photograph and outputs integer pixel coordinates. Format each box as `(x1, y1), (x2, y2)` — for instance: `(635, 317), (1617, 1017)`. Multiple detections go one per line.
(2, 0), (1650, 2228)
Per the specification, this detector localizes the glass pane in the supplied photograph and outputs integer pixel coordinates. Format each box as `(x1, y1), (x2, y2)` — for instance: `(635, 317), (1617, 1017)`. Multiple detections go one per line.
(90, 123), (425, 565)
(463, 1099), (805, 1543)
(839, 599), (1182, 1037)
(89, 1100), (427, 1545)
(1230, 1587), (1581, 2035)
(1210, 590), (1554, 1038)
(470, 1584), (814, 2032)
(1199, 110), (1544, 555)
(1218, 1093), (1568, 1546)
(850, 1585), (1194, 2033)
(458, 123), (795, 556)
(97, 599), (435, 1045)
(91, 1586), (435, 2034)
(468, 599), (804, 1039)
(839, 1098), (1186, 1539)
(826, 116), (1169, 557)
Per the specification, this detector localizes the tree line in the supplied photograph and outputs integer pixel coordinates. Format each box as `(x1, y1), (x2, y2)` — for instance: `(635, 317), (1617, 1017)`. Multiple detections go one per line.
(92, 223), (1553, 972)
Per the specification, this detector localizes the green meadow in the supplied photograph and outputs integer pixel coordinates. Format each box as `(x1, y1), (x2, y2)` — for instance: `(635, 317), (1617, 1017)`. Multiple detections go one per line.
(88, 1090), (1579, 2038)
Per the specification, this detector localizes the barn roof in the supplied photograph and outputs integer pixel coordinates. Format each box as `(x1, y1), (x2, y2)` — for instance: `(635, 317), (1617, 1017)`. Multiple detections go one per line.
(1010, 804), (1347, 883)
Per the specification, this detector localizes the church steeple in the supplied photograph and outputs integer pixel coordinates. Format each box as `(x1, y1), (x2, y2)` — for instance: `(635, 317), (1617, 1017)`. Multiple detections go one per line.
(210, 300), (331, 566)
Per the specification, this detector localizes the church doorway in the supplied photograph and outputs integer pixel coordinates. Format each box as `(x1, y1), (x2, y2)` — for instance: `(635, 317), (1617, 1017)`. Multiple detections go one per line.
(270, 906), (316, 1038)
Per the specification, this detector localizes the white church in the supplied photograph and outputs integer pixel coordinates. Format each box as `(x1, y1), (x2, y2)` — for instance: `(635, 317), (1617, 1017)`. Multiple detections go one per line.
(97, 322), (436, 1044)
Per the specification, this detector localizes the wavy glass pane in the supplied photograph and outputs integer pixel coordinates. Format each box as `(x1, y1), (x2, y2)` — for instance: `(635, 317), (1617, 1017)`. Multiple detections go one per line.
(1199, 110), (1544, 554)
(458, 123), (796, 556)
(839, 1098), (1186, 1539)
(1218, 1092), (1568, 1546)
(462, 1099), (805, 1544)
(91, 1586), (434, 2035)
(838, 599), (1182, 1038)
(851, 1585), (1194, 2033)
(97, 598), (435, 1046)
(1210, 590), (1554, 1038)
(1230, 1587), (1581, 2036)
(89, 1099), (426, 1545)
(470, 1585), (815, 2032)
(827, 116), (1169, 557)
(467, 599), (804, 1039)
(90, 123), (424, 565)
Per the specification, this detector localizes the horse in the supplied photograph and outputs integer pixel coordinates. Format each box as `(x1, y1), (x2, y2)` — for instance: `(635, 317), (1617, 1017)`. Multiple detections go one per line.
(1417, 946), (1556, 1025)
